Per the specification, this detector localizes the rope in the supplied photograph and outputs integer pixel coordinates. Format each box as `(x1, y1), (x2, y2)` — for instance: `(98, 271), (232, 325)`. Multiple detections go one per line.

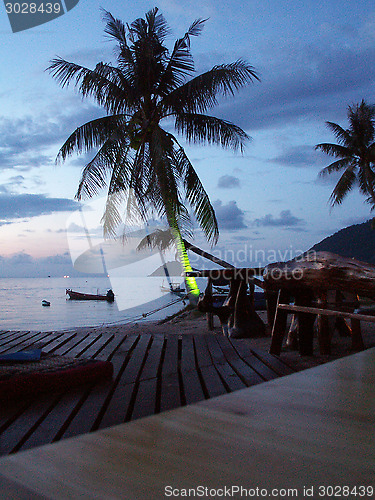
(95, 293), (189, 329)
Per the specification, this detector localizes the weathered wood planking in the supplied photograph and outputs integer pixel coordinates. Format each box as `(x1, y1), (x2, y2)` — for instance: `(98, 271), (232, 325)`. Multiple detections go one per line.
(0, 329), (295, 456)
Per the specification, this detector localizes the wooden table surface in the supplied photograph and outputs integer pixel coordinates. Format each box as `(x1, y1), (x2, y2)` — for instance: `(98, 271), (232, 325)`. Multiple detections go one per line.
(0, 348), (374, 499)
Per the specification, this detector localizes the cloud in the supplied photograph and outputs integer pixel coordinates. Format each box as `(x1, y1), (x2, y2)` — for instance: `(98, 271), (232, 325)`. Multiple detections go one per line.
(0, 251), (89, 278)
(217, 175), (241, 189)
(271, 145), (327, 168)
(213, 199), (247, 230)
(254, 210), (305, 228)
(0, 104), (104, 172)
(0, 193), (79, 221)
(218, 42), (375, 132)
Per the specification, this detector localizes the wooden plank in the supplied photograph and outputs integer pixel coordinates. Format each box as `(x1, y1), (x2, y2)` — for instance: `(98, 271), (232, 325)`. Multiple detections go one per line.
(159, 336), (181, 413)
(180, 335), (196, 371)
(228, 339), (280, 381)
(0, 331), (33, 351)
(130, 378), (158, 420)
(57, 335), (139, 439)
(215, 336), (264, 386)
(96, 335), (151, 429)
(139, 335), (164, 381)
(13, 388), (91, 454)
(118, 334), (152, 386)
(193, 334), (214, 368)
(179, 368), (206, 405)
(204, 336), (246, 392)
(194, 336), (228, 399)
(50, 334), (91, 356)
(41, 333), (77, 354)
(0, 401), (32, 434)
(130, 336), (166, 420)
(33, 332), (65, 349)
(251, 348), (295, 376)
(0, 394), (62, 456)
(60, 334), (103, 357)
(160, 335), (179, 375)
(179, 336), (205, 405)
(86, 334), (115, 359)
(0, 331), (52, 354)
(0, 331), (20, 344)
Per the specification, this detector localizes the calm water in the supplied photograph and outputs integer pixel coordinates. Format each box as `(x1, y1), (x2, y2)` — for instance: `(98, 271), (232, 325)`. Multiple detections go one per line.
(0, 277), (196, 332)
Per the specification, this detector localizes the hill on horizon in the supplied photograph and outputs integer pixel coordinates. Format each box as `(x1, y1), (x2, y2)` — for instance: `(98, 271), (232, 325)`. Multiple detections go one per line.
(149, 260), (183, 277)
(311, 220), (375, 264)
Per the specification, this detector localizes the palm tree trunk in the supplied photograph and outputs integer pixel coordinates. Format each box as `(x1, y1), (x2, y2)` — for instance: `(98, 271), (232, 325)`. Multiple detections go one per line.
(167, 217), (200, 305)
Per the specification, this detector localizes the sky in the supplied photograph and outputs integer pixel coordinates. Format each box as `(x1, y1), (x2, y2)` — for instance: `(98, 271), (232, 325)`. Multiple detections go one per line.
(0, 0), (375, 277)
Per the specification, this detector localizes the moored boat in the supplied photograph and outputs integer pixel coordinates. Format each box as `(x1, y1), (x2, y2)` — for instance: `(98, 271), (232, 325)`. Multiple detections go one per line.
(160, 282), (185, 293)
(66, 289), (115, 302)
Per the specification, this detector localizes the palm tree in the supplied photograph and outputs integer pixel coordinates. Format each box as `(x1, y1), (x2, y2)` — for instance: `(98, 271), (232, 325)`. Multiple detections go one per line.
(47, 8), (259, 301)
(316, 100), (375, 208)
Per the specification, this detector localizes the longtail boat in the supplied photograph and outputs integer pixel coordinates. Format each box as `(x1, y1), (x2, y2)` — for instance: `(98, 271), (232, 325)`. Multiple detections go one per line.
(66, 289), (115, 302)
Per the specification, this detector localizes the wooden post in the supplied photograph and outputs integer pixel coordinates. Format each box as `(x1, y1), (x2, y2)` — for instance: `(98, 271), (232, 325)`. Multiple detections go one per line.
(207, 312), (214, 330)
(316, 291), (331, 355)
(350, 319), (364, 351)
(295, 290), (316, 356)
(229, 279), (266, 339)
(286, 315), (299, 350)
(269, 290), (291, 355)
(265, 289), (278, 328)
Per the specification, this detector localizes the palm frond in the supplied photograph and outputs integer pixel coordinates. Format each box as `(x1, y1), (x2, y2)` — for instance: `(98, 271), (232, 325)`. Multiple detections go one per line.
(157, 18), (207, 95)
(101, 191), (127, 238)
(163, 59), (259, 114)
(318, 158), (351, 177)
(144, 7), (170, 41)
(315, 142), (350, 159)
(137, 228), (175, 252)
(329, 167), (356, 206)
(76, 140), (131, 200)
(48, 58), (140, 114)
(325, 122), (351, 145)
(57, 115), (129, 162)
(175, 113), (249, 152)
(102, 9), (128, 46)
(169, 137), (218, 244)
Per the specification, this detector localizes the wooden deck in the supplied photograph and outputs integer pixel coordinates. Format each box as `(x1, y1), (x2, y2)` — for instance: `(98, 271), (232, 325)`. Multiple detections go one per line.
(0, 329), (295, 456)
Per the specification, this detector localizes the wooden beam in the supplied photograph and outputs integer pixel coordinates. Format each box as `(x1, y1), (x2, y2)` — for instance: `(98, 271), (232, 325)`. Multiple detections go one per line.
(277, 304), (375, 322)
(182, 239), (234, 268)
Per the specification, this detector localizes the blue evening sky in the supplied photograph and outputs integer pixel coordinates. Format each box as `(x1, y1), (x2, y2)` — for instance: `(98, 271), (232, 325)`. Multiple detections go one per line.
(0, 0), (374, 276)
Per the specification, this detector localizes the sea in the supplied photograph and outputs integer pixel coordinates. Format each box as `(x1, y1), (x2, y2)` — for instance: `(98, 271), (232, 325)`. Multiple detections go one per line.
(0, 276), (203, 332)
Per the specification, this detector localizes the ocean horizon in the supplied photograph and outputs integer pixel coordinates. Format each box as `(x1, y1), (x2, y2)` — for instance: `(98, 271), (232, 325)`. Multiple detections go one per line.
(0, 276), (193, 332)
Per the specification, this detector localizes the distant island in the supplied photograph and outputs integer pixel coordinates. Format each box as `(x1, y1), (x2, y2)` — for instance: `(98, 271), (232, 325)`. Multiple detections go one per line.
(311, 220), (375, 264)
(149, 261), (184, 277)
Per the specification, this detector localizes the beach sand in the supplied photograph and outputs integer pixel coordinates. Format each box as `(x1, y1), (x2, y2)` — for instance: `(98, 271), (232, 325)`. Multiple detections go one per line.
(71, 308), (375, 373)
